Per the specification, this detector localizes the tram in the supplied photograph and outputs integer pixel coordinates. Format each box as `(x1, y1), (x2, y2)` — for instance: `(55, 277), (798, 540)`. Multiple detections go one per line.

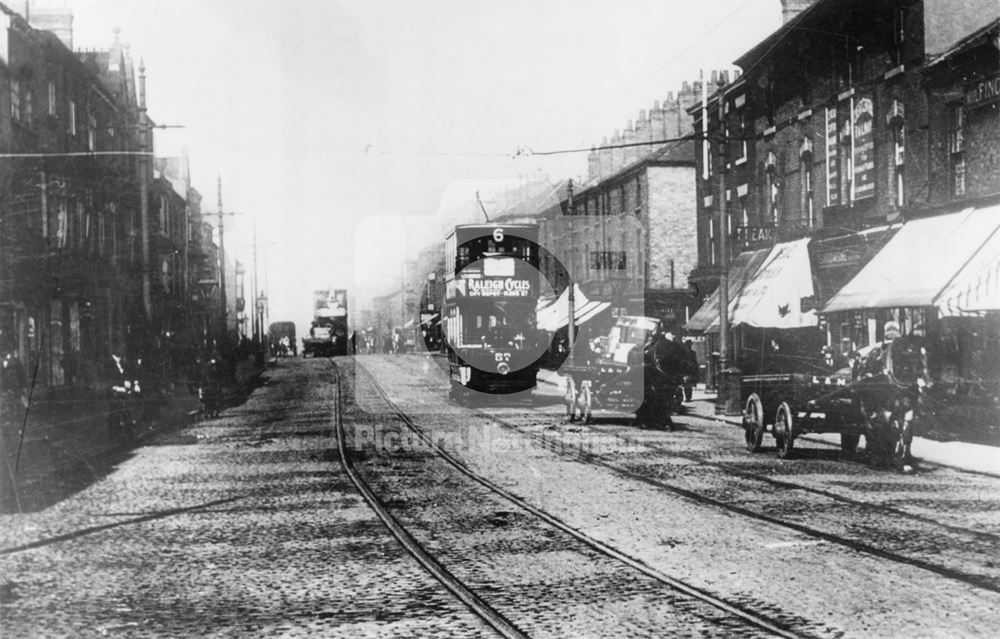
(442, 224), (546, 398)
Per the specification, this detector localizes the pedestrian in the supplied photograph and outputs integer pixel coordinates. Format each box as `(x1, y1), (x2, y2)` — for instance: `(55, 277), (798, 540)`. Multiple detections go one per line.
(106, 348), (136, 441)
(682, 339), (698, 402)
(1, 347), (28, 420)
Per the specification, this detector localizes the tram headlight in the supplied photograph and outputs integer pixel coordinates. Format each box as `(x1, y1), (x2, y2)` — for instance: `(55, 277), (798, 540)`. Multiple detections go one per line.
(497, 362), (511, 375)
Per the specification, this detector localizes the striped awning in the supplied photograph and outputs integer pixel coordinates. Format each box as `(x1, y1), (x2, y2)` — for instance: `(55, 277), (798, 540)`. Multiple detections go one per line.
(684, 248), (770, 332)
(823, 206), (1000, 314)
(936, 224), (1000, 315)
(536, 284), (611, 332)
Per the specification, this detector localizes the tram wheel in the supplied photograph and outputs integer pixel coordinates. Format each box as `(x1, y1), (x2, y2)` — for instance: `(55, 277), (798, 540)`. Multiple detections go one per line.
(743, 394), (765, 453)
(774, 402), (795, 459)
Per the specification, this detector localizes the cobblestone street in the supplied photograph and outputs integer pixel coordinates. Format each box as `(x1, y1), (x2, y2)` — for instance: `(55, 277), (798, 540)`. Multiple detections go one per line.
(1, 355), (999, 637)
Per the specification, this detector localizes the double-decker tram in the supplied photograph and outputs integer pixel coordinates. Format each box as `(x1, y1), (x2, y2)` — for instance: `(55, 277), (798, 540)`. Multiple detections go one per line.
(442, 224), (547, 398)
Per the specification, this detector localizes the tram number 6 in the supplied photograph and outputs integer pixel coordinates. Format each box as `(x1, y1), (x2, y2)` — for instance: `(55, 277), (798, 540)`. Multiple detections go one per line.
(492, 228), (504, 243)
(494, 352), (511, 362)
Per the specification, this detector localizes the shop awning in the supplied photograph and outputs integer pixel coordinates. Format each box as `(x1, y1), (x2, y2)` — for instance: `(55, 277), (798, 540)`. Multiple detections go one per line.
(823, 206), (1000, 313)
(684, 248), (770, 332)
(730, 238), (818, 329)
(536, 284), (611, 332)
(936, 224), (1000, 315)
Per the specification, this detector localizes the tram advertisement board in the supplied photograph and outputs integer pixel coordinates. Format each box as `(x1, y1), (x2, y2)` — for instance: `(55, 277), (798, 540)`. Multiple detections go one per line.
(455, 257), (535, 299)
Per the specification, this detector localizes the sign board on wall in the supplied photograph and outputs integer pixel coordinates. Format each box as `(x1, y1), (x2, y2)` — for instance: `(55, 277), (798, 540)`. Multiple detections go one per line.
(852, 95), (875, 200)
(966, 73), (1000, 109)
(825, 107), (839, 206)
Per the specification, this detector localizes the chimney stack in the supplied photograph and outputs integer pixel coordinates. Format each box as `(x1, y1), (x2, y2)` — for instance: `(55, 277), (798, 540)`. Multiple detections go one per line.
(780, 0), (817, 24)
(27, 0), (74, 50)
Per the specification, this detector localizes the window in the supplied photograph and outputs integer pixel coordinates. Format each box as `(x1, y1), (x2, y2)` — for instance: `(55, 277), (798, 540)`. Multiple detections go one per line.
(709, 217), (716, 266)
(765, 152), (779, 226)
(590, 251), (627, 270)
(87, 113), (97, 151)
(10, 79), (20, 120)
(68, 100), (77, 135)
(949, 104), (965, 197)
(159, 195), (168, 236)
(734, 103), (748, 163)
(800, 139), (815, 227)
(892, 7), (907, 67)
(634, 178), (642, 215)
(894, 124), (905, 207)
(20, 87), (33, 126)
(47, 81), (56, 116)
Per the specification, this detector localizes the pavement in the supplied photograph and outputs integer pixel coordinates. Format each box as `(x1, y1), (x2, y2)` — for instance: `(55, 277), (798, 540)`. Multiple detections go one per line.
(0, 357), (265, 513)
(536, 367), (1000, 477)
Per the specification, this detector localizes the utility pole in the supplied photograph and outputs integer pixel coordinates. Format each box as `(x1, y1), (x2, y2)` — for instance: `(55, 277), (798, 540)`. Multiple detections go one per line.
(566, 179), (576, 367)
(252, 217), (259, 345)
(704, 69), (730, 410)
(138, 61), (152, 324)
(217, 176), (227, 349)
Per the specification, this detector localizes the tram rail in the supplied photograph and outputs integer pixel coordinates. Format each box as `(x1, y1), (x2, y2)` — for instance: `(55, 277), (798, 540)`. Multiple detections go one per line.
(348, 360), (820, 639)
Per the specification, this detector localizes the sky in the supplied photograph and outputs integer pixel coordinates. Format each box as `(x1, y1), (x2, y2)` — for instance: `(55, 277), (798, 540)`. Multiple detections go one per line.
(60, 0), (782, 329)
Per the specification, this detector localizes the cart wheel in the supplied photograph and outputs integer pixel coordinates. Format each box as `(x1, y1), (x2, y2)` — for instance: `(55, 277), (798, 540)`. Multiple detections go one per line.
(840, 432), (860, 453)
(774, 402), (795, 459)
(578, 381), (593, 424)
(743, 394), (765, 453)
(565, 376), (578, 422)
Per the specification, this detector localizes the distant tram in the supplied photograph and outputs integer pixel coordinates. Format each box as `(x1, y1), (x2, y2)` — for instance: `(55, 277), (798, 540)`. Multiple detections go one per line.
(442, 224), (545, 398)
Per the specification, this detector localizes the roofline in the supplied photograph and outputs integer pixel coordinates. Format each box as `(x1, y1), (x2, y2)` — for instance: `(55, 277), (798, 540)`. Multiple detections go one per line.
(925, 18), (1000, 70)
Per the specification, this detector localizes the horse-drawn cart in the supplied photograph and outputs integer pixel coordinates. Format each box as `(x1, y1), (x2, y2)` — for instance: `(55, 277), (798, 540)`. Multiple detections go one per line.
(741, 335), (929, 468)
(562, 316), (696, 429)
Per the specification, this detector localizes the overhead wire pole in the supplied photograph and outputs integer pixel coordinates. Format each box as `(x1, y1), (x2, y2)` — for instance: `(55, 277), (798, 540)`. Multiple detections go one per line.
(138, 61), (152, 324)
(214, 179), (243, 359)
(709, 70), (730, 405)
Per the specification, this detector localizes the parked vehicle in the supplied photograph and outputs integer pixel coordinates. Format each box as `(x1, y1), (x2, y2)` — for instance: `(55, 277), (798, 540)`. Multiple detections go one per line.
(740, 334), (930, 468)
(562, 315), (696, 429)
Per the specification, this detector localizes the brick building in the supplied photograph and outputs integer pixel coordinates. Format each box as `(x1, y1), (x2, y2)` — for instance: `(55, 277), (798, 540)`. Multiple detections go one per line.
(0, 3), (142, 387)
(531, 81), (716, 338)
(686, 0), (999, 394)
(0, 2), (218, 392)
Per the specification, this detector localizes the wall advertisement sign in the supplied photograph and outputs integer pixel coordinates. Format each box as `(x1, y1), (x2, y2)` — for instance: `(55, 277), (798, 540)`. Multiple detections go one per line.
(825, 107), (839, 206)
(852, 95), (875, 200)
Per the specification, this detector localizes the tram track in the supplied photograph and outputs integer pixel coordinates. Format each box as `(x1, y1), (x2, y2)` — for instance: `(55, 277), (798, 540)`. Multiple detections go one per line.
(471, 405), (1000, 596)
(346, 359), (826, 639)
(511, 407), (1000, 546)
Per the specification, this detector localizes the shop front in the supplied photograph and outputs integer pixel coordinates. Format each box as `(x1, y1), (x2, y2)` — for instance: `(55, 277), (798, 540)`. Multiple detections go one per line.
(822, 205), (1000, 439)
